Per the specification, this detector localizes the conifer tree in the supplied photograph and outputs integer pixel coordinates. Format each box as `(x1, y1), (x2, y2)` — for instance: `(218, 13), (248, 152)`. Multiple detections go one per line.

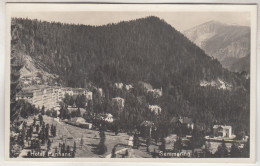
(47, 139), (51, 151)
(173, 137), (182, 153)
(98, 131), (107, 155)
(214, 140), (228, 158)
(241, 138), (250, 157)
(230, 143), (241, 157)
(111, 146), (116, 158)
(10, 20), (23, 122)
(159, 137), (165, 152)
(73, 141), (77, 152)
(80, 135), (84, 149)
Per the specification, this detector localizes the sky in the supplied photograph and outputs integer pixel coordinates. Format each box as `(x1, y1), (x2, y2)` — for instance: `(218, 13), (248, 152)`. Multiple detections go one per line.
(12, 11), (250, 32)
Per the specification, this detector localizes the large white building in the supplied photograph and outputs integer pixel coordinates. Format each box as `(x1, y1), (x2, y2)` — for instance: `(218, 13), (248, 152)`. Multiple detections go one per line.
(16, 85), (56, 110)
(16, 85), (93, 110)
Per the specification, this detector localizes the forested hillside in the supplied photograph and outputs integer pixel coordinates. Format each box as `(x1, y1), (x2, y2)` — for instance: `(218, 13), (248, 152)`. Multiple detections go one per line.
(11, 16), (250, 136)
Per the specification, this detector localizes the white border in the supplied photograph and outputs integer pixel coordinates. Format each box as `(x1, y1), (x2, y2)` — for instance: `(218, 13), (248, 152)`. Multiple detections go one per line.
(2, 2), (258, 164)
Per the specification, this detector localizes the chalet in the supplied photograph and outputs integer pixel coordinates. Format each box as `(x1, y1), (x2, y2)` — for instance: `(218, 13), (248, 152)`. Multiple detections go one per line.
(147, 88), (162, 98)
(171, 116), (194, 130)
(148, 105), (162, 115)
(67, 117), (92, 129)
(112, 97), (125, 109)
(70, 117), (85, 124)
(115, 82), (124, 89)
(125, 84), (133, 91)
(213, 125), (232, 138)
(102, 113), (114, 123)
(140, 121), (155, 137)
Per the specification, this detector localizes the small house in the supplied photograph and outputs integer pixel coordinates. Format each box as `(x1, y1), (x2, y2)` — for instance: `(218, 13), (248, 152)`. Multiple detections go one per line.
(102, 113), (114, 123)
(147, 88), (162, 98)
(149, 105), (162, 115)
(171, 116), (194, 130)
(213, 125), (232, 138)
(140, 121), (155, 138)
(115, 82), (124, 89)
(68, 117), (92, 129)
(125, 84), (133, 91)
(112, 97), (125, 109)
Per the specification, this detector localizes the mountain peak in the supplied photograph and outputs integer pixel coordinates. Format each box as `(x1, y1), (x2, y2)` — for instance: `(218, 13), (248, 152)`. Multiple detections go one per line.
(202, 20), (223, 26)
(144, 16), (161, 20)
(136, 16), (165, 24)
(187, 20), (225, 32)
(184, 19), (250, 73)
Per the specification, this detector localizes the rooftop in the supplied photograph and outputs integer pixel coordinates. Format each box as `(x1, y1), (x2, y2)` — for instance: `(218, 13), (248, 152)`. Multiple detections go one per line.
(213, 125), (232, 129)
(140, 120), (154, 127)
(112, 97), (124, 100)
(70, 117), (87, 124)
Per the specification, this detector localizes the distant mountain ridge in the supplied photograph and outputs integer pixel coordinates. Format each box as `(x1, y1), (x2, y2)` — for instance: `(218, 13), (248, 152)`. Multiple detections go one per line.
(184, 21), (250, 73)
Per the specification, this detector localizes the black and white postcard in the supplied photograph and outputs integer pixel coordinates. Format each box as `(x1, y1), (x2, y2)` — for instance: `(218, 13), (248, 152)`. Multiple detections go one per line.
(5, 3), (257, 163)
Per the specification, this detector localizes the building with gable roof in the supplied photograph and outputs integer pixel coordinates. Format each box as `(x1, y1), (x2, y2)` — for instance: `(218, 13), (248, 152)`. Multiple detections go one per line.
(170, 116), (194, 130)
(112, 97), (125, 109)
(67, 117), (92, 129)
(140, 121), (155, 137)
(213, 125), (232, 138)
(115, 82), (124, 89)
(148, 105), (162, 115)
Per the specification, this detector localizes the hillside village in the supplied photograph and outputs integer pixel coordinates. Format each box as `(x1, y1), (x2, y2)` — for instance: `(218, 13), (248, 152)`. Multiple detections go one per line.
(10, 80), (249, 158)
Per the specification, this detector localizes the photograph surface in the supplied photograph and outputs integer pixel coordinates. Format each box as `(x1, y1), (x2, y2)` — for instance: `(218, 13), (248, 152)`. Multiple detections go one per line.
(5, 4), (257, 162)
